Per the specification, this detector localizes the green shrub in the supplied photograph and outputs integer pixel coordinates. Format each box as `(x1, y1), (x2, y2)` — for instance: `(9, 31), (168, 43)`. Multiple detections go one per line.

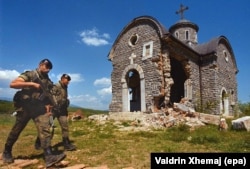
(0, 100), (15, 114)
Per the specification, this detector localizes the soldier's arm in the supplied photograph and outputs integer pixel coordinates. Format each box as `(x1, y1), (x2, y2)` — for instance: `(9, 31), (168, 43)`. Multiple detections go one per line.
(10, 77), (40, 89)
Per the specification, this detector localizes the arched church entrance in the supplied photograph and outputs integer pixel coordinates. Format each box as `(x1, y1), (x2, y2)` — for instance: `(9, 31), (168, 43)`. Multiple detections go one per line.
(121, 64), (146, 112)
(127, 70), (141, 111)
(170, 57), (187, 104)
(221, 89), (229, 115)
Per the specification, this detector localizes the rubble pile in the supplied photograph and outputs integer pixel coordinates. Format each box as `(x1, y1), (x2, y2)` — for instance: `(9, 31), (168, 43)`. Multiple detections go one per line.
(69, 109), (84, 121)
(231, 116), (250, 131)
(88, 101), (219, 131)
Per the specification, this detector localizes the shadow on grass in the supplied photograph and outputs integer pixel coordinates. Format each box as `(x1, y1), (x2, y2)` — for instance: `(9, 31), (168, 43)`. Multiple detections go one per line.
(15, 143), (67, 160)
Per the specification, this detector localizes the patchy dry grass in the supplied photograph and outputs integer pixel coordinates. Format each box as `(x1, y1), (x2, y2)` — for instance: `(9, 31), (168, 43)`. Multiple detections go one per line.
(1, 112), (250, 169)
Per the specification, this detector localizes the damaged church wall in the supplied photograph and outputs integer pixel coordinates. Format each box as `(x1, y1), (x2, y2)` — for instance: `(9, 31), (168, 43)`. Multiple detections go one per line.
(108, 18), (205, 113)
(164, 39), (201, 109)
(109, 21), (165, 113)
(161, 50), (173, 108)
(109, 15), (238, 116)
(199, 55), (219, 114)
(185, 59), (201, 106)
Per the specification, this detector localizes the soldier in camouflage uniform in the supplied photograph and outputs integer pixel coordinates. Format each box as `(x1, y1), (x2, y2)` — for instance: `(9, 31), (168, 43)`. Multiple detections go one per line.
(35, 74), (76, 151)
(2, 59), (66, 168)
(54, 74), (76, 151)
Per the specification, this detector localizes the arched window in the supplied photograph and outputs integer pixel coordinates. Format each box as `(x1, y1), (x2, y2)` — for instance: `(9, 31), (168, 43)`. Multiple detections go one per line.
(185, 30), (189, 40)
(230, 90), (235, 105)
(175, 31), (179, 38)
(223, 50), (229, 62)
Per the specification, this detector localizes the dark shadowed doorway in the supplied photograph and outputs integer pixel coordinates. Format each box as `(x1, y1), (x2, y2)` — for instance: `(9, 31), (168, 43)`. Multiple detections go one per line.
(170, 57), (187, 104)
(126, 69), (141, 111)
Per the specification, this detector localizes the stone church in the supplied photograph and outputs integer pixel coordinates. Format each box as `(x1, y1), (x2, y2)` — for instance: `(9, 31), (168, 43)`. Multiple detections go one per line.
(108, 6), (238, 116)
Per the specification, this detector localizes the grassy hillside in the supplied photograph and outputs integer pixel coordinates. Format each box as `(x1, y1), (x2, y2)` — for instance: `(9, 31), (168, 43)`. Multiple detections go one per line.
(1, 100), (250, 168)
(0, 100), (15, 114)
(0, 113), (250, 168)
(0, 99), (108, 116)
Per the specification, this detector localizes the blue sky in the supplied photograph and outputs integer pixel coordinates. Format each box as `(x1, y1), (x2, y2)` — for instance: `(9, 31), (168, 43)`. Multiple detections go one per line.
(0, 0), (250, 110)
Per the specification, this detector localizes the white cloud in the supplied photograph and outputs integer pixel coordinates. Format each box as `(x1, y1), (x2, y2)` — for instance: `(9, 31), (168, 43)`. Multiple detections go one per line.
(56, 73), (84, 83)
(0, 69), (21, 99)
(0, 69), (20, 81)
(94, 77), (112, 96)
(79, 28), (110, 46)
(97, 86), (112, 96)
(0, 69), (20, 88)
(68, 77), (112, 110)
(82, 37), (108, 46)
(102, 33), (110, 39)
(94, 77), (111, 87)
(69, 94), (109, 110)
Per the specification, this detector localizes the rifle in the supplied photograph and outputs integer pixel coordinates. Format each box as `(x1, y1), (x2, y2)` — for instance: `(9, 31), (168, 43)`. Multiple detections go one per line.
(34, 71), (58, 138)
(45, 104), (56, 139)
(49, 113), (56, 139)
(33, 71), (58, 108)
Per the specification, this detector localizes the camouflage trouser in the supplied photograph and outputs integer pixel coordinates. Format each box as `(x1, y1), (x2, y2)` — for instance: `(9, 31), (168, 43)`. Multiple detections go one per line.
(55, 115), (69, 138)
(33, 113), (52, 148)
(4, 105), (52, 150)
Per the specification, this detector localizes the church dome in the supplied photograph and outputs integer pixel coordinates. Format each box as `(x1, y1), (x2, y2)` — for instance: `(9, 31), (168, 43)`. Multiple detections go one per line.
(169, 5), (199, 46)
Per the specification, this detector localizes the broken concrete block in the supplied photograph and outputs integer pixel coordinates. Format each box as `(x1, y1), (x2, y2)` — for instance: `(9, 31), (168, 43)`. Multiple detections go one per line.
(231, 116), (250, 131)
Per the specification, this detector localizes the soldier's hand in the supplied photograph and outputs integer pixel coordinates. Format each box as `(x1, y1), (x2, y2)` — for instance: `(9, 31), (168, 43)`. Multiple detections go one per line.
(32, 82), (41, 89)
(45, 105), (53, 116)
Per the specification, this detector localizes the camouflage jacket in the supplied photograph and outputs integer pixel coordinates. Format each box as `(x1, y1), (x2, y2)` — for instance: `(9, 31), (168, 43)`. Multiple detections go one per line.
(13, 69), (54, 112)
(52, 81), (69, 115)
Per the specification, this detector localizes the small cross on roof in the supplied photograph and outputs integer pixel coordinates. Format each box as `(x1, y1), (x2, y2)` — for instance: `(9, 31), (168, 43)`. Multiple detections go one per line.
(176, 4), (189, 20)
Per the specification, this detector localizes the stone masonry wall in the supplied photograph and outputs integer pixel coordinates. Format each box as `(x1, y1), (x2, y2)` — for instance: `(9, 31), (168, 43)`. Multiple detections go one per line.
(200, 43), (237, 115)
(109, 17), (238, 116)
(200, 56), (219, 114)
(216, 43), (238, 115)
(109, 21), (163, 112)
(188, 60), (200, 105)
(175, 26), (198, 45)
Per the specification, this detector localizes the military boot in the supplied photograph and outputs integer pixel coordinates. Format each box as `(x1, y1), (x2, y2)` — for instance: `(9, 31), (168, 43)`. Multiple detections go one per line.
(62, 137), (76, 151)
(2, 145), (14, 163)
(44, 147), (66, 168)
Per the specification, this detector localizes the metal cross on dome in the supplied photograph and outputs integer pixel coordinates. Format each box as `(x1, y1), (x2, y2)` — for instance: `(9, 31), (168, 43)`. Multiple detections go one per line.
(176, 4), (189, 20)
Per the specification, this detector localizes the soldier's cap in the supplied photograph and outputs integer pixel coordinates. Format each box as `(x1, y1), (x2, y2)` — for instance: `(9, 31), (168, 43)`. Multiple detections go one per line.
(61, 74), (71, 81)
(39, 59), (53, 69)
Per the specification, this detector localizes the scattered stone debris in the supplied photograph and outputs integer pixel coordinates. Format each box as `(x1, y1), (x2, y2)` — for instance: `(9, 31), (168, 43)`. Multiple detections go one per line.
(84, 165), (109, 169)
(69, 109), (84, 121)
(0, 155), (39, 169)
(1, 100), (244, 169)
(88, 114), (109, 125)
(232, 116), (250, 131)
(88, 101), (222, 131)
(60, 164), (85, 169)
(0, 154), (134, 169)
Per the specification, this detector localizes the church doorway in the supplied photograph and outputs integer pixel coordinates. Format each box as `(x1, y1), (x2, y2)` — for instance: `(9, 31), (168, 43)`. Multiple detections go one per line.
(121, 64), (146, 112)
(221, 89), (229, 115)
(126, 69), (141, 111)
(170, 57), (187, 104)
